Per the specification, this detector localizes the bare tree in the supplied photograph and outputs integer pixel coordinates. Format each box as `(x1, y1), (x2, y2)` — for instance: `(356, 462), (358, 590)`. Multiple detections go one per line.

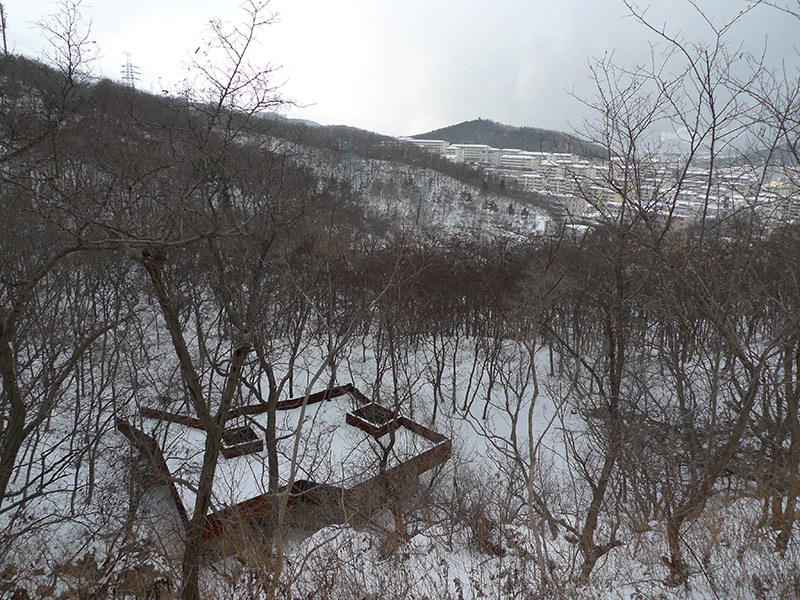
(570, 0), (800, 584)
(1, 2), (8, 56)
(0, 1), (133, 558)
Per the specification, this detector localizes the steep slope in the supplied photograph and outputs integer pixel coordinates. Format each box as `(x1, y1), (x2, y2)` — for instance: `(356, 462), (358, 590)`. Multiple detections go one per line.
(276, 140), (553, 243)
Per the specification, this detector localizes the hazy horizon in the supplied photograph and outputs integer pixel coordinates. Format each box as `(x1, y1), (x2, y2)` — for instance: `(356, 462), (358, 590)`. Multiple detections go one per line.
(4, 0), (797, 137)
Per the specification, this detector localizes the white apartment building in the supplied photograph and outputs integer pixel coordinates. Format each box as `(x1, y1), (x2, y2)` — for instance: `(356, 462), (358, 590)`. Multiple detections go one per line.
(449, 144), (493, 164)
(537, 158), (566, 180)
(400, 138), (450, 155)
(498, 151), (546, 171)
(764, 179), (800, 222)
(400, 133), (787, 223)
(486, 147), (503, 167)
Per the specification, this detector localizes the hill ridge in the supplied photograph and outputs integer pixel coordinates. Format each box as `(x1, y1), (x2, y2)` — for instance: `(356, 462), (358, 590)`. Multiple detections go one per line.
(413, 118), (604, 157)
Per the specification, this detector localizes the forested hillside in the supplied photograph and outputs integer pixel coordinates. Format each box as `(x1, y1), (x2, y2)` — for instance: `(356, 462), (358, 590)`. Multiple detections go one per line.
(413, 118), (605, 157)
(1, 3), (800, 600)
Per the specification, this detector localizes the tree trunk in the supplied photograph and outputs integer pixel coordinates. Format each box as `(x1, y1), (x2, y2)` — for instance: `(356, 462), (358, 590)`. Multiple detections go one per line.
(776, 342), (800, 555)
(180, 346), (248, 600)
(578, 450), (618, 583)
(141, 254), (250, 599)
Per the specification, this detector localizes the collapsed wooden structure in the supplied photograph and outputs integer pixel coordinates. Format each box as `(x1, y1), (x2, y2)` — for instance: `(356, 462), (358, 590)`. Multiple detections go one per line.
(117, 384), (451, 555)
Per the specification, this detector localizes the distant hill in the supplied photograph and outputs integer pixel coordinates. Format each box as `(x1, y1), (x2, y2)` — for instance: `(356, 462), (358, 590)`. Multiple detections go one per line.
(413, 119), (605, 158)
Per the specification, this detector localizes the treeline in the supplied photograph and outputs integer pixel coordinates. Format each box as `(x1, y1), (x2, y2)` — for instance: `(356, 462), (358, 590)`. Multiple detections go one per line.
(412, 118), (607, 158)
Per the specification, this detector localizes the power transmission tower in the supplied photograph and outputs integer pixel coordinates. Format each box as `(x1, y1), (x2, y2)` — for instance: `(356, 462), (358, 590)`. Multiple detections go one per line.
(121, 52), (140, 88)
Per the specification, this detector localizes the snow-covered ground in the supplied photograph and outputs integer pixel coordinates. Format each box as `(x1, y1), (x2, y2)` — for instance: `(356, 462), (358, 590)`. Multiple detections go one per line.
(3, 334), (799, 599)
(141, 391), (438, 512)
(278, 140), (553, 243)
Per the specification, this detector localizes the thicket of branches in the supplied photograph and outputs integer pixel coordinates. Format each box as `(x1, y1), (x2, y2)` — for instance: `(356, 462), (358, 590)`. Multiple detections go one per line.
(1, 1), (800, 598)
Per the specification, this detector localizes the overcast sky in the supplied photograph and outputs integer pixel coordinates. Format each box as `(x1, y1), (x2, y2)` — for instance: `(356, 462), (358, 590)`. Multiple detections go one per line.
(3, 0), (797, 137)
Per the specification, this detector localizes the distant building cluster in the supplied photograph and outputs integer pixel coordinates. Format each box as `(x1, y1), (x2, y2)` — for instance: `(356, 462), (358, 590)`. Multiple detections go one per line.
(400, 137), (800, 225)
